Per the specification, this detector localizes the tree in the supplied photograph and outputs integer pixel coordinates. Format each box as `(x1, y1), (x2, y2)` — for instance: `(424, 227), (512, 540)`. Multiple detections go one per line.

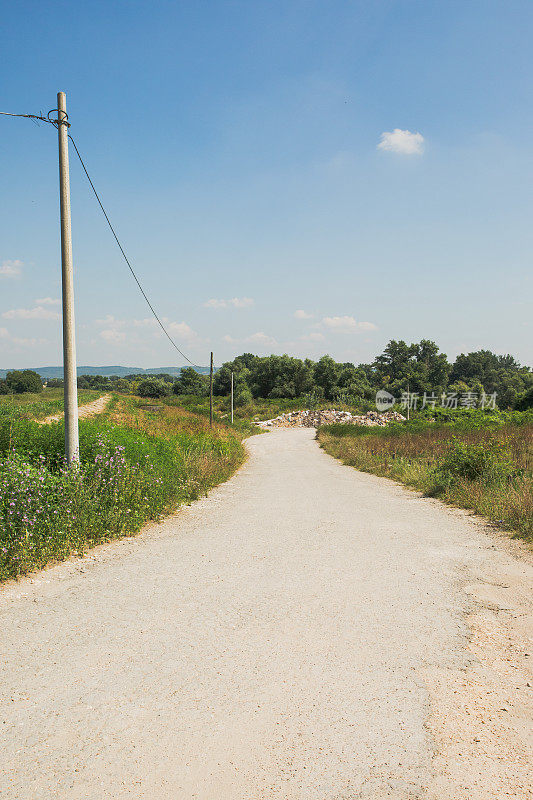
(515, 386), (533, 411)
(234, 385), (253, 407)
(450, 350), (532, 407)
(372, 340), (450, 396)
(6, 370), (43, 394)
(173, 367), (209, 396)
(197, 346), (530, 408)
(137, 379), (169, 398)
(313, 355), (340, 400)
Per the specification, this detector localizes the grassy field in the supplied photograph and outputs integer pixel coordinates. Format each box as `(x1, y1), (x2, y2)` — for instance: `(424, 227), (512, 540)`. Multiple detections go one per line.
(318, 411), (533, 541)
(0, 394), (246, 582)
(0, 387), (105, 421)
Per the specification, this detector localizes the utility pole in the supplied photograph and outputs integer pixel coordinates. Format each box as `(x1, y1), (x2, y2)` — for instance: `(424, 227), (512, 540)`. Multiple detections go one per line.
(57, 91), (79, 464)
(231, 371), (234, 424)
(209, 352), (213, 427)
(406, 382), (410, 421)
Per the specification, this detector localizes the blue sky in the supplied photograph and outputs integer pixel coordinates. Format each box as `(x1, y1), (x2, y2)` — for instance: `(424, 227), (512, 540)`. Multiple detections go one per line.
(1, 0), (532, 369)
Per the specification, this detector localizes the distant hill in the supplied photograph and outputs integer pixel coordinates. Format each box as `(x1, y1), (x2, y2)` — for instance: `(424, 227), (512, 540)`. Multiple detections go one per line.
(0, 366), (209, 379)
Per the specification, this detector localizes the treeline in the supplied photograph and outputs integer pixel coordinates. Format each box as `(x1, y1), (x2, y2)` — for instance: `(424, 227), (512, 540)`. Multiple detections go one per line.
(2, 341), (532, 409)
(213, 341), (533, 409)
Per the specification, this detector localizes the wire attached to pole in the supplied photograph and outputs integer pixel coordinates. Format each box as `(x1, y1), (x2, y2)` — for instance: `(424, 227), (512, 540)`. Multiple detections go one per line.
(1, 106), (207, 371)
(67, 135), (205, 369)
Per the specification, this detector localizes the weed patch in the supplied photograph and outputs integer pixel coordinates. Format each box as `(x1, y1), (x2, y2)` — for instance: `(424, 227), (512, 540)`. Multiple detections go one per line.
(318, 413), (533, 540)
(0, 398), (246, 581)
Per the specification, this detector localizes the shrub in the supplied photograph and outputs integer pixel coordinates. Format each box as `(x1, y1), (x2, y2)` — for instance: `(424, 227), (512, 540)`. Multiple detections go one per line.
(0, 402), (245, 581)
(6, 370), (43, 394)
(433, 437), (518, 488)
(137, 379), (169, 398)
(235, 386), (253, 407)
(173, 367), (209, 396)
(515, 386), (533, 411)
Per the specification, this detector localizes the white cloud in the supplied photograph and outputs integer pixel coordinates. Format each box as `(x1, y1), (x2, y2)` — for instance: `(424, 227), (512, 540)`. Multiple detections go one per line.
(204, 298), (227, 309)
(167, 321), (197, 340)
(300, 332), (325, 342)
(0, 259), (23, 279)
(93, 315), (198, 346)
(2, 306), (60, 320)
(377, 129), (424, 155)
(223, 331), (277, 347)
(100, 329), (126, 344)
(294, 309), (313, 320)
(132, 318), (159, 329)
(203, 297), (254, 309)
(322, 315), (377, 332)
(247, 331), (277, 346)
(35, 297), (60, 306)
(0, 326), (47, 347)
(230, 297), (254, 308)
(95, 314), (122, 327)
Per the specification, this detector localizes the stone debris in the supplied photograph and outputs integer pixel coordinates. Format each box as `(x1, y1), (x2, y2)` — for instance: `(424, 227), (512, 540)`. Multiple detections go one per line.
(256, 408), (405, 429)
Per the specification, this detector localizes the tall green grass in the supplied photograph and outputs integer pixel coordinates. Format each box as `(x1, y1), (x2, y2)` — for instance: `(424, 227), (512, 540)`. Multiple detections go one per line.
(0, 387), (104, 420)
(0, 401), (245, 581)
(318, 411), (533, 540)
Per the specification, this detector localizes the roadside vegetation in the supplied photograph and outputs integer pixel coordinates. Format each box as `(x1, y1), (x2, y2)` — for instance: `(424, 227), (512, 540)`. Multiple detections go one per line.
(0, 394), (246, 582)
(2, 339), (531, 576)
(0, 387), (106, 421)
(317, 410), (533, 541)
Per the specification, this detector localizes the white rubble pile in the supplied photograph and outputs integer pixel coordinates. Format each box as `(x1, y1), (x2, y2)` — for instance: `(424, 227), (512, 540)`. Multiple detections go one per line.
(256, 408), (405, 429)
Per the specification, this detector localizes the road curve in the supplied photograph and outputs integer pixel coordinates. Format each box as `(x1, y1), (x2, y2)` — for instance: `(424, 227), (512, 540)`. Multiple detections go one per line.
(1, 428), (531, 799)
(40, 393), (111, 424)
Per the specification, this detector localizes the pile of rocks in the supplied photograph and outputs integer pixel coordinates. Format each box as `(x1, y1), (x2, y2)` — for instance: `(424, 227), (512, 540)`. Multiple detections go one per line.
(256, 408), (405, 429)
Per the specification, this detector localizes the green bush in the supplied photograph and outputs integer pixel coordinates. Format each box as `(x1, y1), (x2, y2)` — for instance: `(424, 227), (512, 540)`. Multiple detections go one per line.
(0, 403), (244, 581)
(433, 437), (518, 488)
(137, 379), (170, 398)
(515, 386), (533, 411)
(6, 370), (43, 394)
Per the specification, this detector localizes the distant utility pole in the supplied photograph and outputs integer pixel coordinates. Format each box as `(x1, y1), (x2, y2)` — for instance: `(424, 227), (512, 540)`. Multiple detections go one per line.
(231, 371), (234, 424)
(57, 91), (79, 464)
(209, 352), (213, 427)
(406, 382), (410, 422)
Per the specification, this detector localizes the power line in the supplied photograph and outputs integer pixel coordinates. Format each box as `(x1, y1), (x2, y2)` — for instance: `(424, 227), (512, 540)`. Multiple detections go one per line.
(67, 135), (205, 369)
(0, 110), (54, 124)
(1, 107), (207, 371)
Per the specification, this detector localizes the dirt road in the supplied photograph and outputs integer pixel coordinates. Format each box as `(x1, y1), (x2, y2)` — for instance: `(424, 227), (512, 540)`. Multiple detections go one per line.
(40, 393), (111, 424)
(1, 429), (531, 799)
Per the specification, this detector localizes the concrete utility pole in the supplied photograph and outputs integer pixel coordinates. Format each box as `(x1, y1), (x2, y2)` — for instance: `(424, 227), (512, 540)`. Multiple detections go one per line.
(57, 91), (79, 464)
(209, 352), (213, 427)
(231, 371), (234, 424)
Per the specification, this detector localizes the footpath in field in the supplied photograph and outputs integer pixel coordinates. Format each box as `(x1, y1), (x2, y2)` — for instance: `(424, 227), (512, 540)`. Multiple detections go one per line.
(39, 392), (112, 424)
(1, 429), (531, 799)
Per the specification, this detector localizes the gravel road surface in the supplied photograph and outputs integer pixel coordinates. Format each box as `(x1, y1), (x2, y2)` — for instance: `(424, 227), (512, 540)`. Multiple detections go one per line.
(1, 428), (531, 799)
